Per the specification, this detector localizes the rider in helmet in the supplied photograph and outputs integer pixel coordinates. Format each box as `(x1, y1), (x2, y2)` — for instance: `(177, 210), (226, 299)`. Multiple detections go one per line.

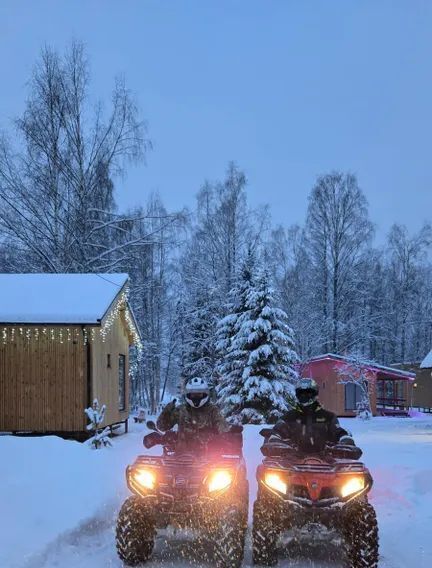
(156, 377), (228, 451)
(271, 378), (356, 454)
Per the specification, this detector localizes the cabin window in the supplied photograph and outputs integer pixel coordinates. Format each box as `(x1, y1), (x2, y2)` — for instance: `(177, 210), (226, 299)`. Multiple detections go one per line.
(118, 354), (126, 411)
(107, 354), (111, 368)
(345, 383), (363, 411)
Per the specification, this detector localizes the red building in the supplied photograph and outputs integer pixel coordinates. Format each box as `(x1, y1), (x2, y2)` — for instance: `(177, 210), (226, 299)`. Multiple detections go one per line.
(301, 354), (416, 417)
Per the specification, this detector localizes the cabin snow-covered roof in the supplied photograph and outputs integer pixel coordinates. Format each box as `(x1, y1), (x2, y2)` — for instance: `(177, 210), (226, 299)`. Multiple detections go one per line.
(420, 350), (432, 369)
(0, 273), (129, 324)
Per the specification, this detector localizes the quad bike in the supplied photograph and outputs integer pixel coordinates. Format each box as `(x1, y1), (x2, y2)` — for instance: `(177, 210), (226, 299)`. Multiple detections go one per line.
(252, 429), (379, 567)
(116, 420), (248, 567)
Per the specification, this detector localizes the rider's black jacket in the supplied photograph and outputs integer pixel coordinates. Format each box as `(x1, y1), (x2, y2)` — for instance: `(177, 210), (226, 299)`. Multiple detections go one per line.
(272, 402), (349, 454)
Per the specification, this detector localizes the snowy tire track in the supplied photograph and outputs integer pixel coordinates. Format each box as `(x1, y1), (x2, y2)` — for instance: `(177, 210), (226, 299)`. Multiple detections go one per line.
(22, 511), (346, 568)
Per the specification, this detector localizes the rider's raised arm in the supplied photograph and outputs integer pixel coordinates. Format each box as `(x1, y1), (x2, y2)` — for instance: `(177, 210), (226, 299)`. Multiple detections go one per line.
(156, 399), (179, 432)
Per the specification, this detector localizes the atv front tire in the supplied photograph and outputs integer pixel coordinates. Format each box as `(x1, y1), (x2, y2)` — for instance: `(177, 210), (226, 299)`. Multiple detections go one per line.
(252, 497), (279, 566)
(116, 496), (155, 566)
(214, 506), (246, 568)
(344, 501), (379, 568)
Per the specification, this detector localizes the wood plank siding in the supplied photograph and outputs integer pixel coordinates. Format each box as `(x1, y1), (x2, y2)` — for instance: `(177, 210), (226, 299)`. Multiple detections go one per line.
(0, 308), (132, 434)
(0, 326), (87, 432)
(89, 309), (130, 427)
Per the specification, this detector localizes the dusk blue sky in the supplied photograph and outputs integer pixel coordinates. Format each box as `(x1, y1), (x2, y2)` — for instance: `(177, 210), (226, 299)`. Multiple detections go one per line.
(1, 1), (431, 241)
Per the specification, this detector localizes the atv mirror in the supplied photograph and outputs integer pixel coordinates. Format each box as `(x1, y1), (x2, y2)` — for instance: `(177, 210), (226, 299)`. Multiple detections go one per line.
(143, 431), (163, 449)
(259, 428), (274, 438)
(146, 420), (157, 431)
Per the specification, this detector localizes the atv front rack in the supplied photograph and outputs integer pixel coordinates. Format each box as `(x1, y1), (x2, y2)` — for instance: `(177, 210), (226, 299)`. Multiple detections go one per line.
(289, 462), (366, 473)
(264, 457), (366, 474)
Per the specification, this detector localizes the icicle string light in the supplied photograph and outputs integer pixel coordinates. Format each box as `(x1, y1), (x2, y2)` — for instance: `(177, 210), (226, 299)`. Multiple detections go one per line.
(0, 290), (142, 350)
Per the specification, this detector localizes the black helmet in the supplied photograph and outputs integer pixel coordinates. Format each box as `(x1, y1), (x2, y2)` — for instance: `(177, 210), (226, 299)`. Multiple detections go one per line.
(295, 378), (319, 407)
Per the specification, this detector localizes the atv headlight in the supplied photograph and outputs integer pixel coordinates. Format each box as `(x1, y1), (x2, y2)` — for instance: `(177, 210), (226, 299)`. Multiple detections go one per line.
(208, 470), (233, 493)
(134, 468), (156, 490)
(341, 476), (365, 498)
(264, 472), (287, 495)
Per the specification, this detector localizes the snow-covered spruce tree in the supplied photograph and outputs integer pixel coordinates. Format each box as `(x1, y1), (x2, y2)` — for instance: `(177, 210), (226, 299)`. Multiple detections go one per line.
(85, 399), (112, 449)
(215, 250), (256, 387)
(217, 268), (299, 424)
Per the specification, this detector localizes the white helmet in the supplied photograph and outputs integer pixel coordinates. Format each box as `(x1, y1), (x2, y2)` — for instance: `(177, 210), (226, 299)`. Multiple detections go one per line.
(185, 377), (210, 408)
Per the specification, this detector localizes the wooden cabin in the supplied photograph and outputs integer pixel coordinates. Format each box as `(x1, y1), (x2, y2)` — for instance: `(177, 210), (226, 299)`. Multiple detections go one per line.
(0, 273), (141, 439)
(301, 354), (415, 417)
(416, 351), (432, 410)
(396, 352), (432, 411)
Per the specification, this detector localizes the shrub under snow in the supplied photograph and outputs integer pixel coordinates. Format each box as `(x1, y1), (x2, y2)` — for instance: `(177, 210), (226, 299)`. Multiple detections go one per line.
(85, 399), (112, 449)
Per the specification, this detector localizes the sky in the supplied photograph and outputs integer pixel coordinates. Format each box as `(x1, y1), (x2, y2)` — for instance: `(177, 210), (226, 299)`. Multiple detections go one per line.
(1, 1), (431, 242)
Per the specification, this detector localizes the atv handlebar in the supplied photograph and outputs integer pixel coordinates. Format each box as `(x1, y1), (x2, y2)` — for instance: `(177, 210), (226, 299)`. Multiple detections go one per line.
(260, 431), (362, 460)
(143, 426), (244, 454)
(328, 443), (363, 460)
(259, 427), (274, 439)
(143, 430), (177, 450)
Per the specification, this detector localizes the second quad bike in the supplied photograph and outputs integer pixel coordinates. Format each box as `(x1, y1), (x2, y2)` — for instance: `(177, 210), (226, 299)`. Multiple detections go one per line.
(252, 429), (379, 567)
(116, 421), (248, 567)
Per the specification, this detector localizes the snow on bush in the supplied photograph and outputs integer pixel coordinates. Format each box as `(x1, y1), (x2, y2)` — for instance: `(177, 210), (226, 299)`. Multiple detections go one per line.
(85, 399), (112, 449)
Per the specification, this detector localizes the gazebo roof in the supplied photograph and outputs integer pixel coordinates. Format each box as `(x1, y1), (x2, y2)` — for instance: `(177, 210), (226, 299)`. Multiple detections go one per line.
(308, 353), (416, 381)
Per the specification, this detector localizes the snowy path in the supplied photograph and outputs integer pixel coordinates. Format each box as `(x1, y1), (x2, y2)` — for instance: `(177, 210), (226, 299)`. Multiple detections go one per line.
(22, 515), (346, 568)
(2, 417), (432, 568)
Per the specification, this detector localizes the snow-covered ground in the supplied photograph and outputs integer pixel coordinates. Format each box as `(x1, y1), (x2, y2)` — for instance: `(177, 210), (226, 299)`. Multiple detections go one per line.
(1, 416), (432, 568)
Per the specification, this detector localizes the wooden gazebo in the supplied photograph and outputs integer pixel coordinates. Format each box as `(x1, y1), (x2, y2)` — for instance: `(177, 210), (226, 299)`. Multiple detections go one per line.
(302, 354), (415, 417)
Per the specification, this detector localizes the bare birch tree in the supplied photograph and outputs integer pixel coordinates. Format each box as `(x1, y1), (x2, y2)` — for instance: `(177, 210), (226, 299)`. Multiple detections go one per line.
(0, 41), (151, 272)
(305, 172), (374, 353)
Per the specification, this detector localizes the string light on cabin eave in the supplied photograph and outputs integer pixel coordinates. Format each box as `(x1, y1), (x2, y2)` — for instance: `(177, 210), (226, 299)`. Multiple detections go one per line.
(1, 289), (142, 350)
(99, 288), (143, 351)
(125, 305), (143, 353)
(99, 291), (128, 342)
